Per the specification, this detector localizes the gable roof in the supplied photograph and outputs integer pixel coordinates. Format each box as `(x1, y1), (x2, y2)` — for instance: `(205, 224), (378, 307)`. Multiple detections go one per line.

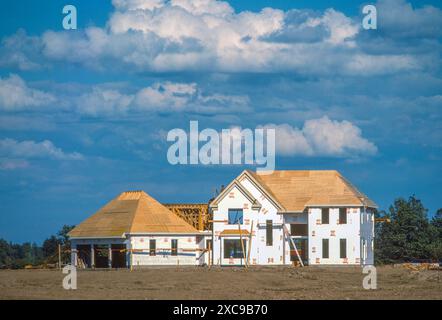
(209, 178), (261, 210)
(68, 191), (199, 238)
(244, 170), (377, 212)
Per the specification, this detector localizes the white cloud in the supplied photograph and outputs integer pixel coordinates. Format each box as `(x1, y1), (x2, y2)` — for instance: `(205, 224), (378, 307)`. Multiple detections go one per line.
(1, 0), (438, 76)
(0, 138), (84, 161)
(263, 123), (314, 156)
(134, 82), (198, 110)
(0, 74), (56, 111)
(0, 29), (43, 71)
(377, 0), (442, 38)
(75, 81), (249, 116)
(6, 0), (425, 75)
(112, 0), (166, 11)
(0, 74), (249, 116)
(76, 87), (133, 116)
(262, 116), (377, 157)
(305, 9), (359, 45)
(0, 159), (29, 170)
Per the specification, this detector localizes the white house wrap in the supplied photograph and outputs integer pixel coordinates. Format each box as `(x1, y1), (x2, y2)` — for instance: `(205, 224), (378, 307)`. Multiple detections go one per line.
(69, 170), (376, 268)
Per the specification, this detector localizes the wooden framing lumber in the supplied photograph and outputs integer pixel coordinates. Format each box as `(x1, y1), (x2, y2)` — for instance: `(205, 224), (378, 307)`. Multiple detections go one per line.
(164, 203), (211, 231)
(238, 221), (247, 267)
(246, 221), (254, 266)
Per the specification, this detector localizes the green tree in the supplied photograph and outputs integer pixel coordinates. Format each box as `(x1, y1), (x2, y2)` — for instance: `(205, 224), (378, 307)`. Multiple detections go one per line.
(42, 235), (60, 260)
(428, 208), (442, 261)
(58, 225), (75, 245)
(0, 239), (13, 268)
(375, 196), (435, 264)
(0, 225), (74, 268)
(42, 225), (75, 263)
(431, 209), (442, 233)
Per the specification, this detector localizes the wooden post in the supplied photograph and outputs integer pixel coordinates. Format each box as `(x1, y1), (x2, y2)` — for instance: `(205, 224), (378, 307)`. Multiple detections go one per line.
(58, 244), (61, 270)
(198, 210), (203, 231)
(247, 221), (254, 266)
(208, 241), (211, 267)
(238, 221), (247, 267)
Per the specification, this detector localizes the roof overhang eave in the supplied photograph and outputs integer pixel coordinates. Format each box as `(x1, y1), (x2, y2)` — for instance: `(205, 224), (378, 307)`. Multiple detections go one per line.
(278, 210), (304, 214)
(69, 235), (126, 240)
(126, 232), (207, 236)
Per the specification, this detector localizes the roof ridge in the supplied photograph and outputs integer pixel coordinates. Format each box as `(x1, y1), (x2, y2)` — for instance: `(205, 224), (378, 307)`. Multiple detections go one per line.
(128, 193), (143, 234)
(131, 190), (200, 233)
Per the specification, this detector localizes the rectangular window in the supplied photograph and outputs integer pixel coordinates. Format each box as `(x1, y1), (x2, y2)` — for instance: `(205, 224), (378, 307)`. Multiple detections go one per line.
(322, 239), (329, 259)
(266, 220), (273, 246)
(206, 239), (212, 250)
(171, 239), (178, 256)
(339, 208), (347, 224)
(290, 224), (308, 236)
(340, 239), (347, 259)
(322, 208), (329, 224)
(228, 209), (243, 225)
(149, 239), (156, 256)
(223, 239), (247, 259)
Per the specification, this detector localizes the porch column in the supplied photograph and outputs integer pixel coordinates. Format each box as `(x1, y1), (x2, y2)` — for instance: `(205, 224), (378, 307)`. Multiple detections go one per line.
(90, 244), (95, 268)
(108, 244), (112, 268)
(282, 228), (285, 265)
(71, 243), (77, 267)
(126, 243), (131, 269)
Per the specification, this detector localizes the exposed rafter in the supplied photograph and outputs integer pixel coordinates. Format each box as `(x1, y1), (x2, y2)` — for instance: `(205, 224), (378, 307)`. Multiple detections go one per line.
(164, 203), (212, 231)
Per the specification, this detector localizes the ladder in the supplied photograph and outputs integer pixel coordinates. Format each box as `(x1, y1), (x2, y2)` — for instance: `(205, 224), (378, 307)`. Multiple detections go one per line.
(282, 224), (304, 267)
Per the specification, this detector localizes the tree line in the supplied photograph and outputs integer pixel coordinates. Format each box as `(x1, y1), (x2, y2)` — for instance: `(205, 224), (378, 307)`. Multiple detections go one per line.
(0, 196), (441, 268)
(0, 225), (74, 269)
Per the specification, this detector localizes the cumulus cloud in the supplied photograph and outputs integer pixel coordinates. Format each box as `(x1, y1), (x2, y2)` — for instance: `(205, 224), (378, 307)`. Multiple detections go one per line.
(0, 138), (84, 161)
(377, 0), (442, 39)
(262, 116), (377, 157)
(0, 29), (43, 71)
(134, 82), (198, 110)
(76, 81), (249, 116)
(264, 8), (358, 44)
(0, 73), (248, 116)
(0, 74), (56, 111)
(76, 87), (133, 116)
(1, 0), (434, 75)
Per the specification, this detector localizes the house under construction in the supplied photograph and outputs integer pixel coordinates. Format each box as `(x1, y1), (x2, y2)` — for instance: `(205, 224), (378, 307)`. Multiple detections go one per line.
(69, 170), (376, 268)
(69, 191), (212, 268)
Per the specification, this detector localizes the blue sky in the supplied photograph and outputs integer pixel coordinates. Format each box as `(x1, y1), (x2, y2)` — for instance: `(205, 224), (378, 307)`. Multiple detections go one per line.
(0, 0), (441, 243)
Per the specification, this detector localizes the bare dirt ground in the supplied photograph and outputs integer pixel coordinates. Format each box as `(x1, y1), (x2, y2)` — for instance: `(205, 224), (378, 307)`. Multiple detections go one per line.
(0, 265), (440, 300)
